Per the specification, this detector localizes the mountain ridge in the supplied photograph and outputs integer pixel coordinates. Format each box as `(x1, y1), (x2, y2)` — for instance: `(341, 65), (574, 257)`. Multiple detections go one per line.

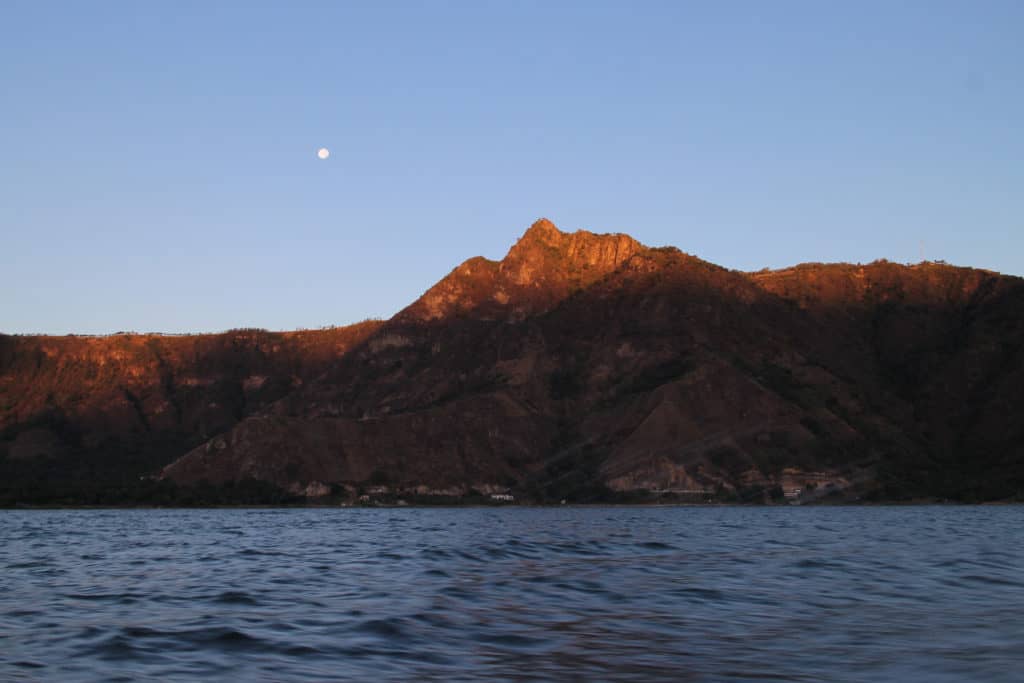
(3, 220), (1022, 505)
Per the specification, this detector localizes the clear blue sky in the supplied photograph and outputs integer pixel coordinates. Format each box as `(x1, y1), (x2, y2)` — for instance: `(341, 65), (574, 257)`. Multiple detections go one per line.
(2, 1), (1022, 334)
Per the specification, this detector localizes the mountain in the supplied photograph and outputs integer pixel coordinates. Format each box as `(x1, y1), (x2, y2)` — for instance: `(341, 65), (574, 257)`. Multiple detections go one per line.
(3, 219), (1023, 505)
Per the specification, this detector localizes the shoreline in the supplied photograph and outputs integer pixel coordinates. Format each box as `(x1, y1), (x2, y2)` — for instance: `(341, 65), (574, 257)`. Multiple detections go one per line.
(5, 499), (1021, 511)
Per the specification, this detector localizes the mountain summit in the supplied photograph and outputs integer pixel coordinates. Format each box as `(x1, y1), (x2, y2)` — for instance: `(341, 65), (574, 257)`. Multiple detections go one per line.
(501, 218), (642, 288)
(398, 219), (642, 322)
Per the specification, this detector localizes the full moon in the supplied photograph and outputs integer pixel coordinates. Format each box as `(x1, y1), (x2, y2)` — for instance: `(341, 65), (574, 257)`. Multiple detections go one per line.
(317, 147), (330, 160)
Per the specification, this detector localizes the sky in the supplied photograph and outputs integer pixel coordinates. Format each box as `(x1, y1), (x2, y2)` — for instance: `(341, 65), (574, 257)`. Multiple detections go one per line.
(2, 1), (1022, 334)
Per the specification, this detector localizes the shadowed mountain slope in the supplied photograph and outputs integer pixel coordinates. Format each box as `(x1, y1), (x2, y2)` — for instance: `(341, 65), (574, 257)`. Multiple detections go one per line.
(0, 323), (381, 503)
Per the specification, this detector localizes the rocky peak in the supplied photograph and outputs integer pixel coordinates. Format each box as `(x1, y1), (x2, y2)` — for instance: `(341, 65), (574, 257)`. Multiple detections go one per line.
(398, 219), (646, 322)
(516, 217), (563, 247)
(501, 219), (643, 284)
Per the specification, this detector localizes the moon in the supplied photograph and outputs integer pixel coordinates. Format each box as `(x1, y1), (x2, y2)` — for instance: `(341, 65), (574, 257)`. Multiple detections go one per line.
(317, 147), (330, 160)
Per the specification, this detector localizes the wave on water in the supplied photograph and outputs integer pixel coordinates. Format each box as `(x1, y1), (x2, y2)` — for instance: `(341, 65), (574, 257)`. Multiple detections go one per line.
(2, 506), (1024, 681)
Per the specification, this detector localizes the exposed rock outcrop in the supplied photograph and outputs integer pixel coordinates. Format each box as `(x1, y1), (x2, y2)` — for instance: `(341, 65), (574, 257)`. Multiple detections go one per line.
(396, 218), (642, 322)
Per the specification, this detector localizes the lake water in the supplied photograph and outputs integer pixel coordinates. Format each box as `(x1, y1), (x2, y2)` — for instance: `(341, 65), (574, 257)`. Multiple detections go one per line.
(1, 506), (1022, 681)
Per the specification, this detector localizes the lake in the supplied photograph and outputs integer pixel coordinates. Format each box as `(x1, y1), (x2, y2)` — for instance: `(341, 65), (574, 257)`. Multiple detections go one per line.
(2, 506), (1022, 681)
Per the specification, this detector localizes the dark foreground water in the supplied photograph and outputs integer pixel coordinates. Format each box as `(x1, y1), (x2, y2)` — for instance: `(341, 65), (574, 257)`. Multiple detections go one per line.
(2, 507), (1023, 682)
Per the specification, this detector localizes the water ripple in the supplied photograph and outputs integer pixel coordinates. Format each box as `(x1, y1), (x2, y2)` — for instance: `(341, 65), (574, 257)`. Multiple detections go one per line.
(2, 506), (1023, 681)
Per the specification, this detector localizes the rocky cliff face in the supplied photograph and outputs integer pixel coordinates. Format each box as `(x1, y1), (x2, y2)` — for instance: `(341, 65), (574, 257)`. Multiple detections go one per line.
(4, 219), (1023, 504)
